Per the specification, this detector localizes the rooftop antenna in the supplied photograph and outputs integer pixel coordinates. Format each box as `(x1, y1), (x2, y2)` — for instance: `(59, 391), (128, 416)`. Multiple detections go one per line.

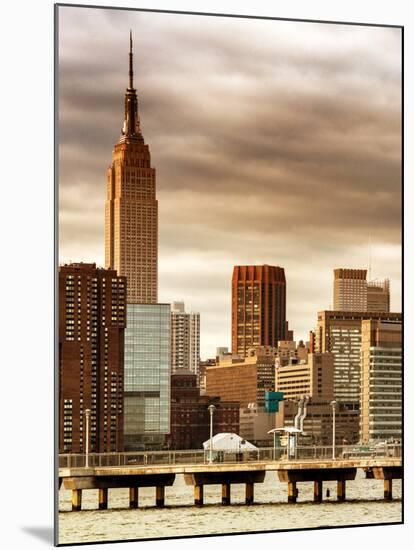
(368, 233), (372, 282)
(129, 29), (134, 89)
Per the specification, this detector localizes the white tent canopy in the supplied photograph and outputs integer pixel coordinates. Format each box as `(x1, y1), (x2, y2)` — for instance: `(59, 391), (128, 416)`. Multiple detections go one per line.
(202, 433), (258, 451)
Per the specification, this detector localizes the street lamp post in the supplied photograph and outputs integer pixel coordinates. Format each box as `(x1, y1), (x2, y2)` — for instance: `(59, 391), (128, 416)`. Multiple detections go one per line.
(267, 428), (278, 461)
(330, 400), (337, 460)
(85, 409), (91, 468)
(208, 404), (216, 464)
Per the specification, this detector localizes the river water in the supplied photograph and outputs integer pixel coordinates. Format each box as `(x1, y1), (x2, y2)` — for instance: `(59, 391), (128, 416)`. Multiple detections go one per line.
(58, 470), (402, 544)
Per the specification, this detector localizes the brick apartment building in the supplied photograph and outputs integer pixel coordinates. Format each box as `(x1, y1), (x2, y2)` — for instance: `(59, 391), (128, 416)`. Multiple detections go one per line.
(59, 263), (126, 453)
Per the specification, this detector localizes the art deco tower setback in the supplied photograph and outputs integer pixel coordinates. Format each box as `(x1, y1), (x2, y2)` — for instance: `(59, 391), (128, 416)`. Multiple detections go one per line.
(105, 33), (158, 303)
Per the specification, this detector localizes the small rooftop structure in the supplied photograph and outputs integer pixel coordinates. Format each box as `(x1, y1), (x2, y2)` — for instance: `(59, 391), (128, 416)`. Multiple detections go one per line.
(202, 433), (258, 451)
(268, 427), (302, 434)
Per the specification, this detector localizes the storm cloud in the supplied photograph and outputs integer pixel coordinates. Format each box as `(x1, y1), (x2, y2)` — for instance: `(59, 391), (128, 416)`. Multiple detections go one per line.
(58, 6), (402, 357)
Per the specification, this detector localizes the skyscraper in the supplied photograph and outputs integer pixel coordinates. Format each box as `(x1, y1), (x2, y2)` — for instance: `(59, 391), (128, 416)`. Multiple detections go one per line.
(333, 268), (367, 311)
(232, 265), (287, 356)
(124, 303), (171, 450)
(59, 263), (126, 453)
(171, 301), (200, 376)
(105, 33), (158, 303)
(104, 34), (171, 451)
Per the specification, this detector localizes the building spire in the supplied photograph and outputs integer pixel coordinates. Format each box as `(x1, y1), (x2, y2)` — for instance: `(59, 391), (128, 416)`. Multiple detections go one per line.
(129, 29), (134, 89)
(120, 30), (143, 142)
(368, 233), (372, 281)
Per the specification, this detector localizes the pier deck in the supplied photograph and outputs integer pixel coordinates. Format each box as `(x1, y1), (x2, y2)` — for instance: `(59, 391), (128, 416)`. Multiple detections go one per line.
(59, 457), (402, 510)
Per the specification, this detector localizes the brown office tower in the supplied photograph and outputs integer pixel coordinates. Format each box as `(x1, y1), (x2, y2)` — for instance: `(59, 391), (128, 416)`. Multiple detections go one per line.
(105, 33), (157, 303)
(59, 263), (126, 453)
(232, 265), (286, 356)
(333, 268), (367, 311)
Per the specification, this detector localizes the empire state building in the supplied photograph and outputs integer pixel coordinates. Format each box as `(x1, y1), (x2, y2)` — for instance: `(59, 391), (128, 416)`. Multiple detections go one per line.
(105, 32), (158, 303)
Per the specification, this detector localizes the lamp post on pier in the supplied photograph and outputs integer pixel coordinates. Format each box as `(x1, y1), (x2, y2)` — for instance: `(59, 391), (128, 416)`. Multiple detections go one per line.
(85, 408), (91, 468)
(208, 404), (216, 464)
(330, 400), (337, 460)
(267, 428), (277, 460)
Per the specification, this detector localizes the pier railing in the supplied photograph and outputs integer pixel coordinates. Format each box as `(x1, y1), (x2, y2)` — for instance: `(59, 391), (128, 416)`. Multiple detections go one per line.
(59, 443), (401, 469)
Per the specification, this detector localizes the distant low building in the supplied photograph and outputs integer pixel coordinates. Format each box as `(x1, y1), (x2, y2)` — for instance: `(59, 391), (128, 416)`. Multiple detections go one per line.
(275, 353), (334, 401)
(275, 340), (309, 366)
(167, 372), (239, 450)
(239, 403), (276, 445)
(274, 348), (358, 444)
(216, 347), (229, 358)
(199, 358), (217, 395)
(206, 346), (277, 407)
(276, 399), (360, 445)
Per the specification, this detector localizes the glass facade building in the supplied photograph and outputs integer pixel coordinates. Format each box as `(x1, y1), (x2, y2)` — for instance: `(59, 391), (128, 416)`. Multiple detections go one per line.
(124, 304), (171, 450)
(316, 311), (402, 405)
(329, 326), (362, 402)
(360, 320), (402, 442)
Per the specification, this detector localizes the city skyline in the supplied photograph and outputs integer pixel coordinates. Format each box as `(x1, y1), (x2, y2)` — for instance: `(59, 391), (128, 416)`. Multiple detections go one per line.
(58, 7), (402, 358)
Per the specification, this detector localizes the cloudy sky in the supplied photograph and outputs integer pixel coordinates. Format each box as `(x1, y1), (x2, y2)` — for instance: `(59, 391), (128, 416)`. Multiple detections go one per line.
(58, 6), (402, 359)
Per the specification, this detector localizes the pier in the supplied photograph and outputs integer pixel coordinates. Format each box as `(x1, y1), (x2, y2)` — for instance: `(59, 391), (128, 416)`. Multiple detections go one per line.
(59, 446), (402, 511)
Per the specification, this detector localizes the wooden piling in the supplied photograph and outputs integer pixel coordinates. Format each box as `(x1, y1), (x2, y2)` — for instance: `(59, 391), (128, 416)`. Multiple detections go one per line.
(98, 488), (108, 510)
(384, 479), (393, 501)
(337, 480), (346, 502)
(222, 483), (231, 505)
(129, 487), (139, 509)
(314, 480), (323, 503)
(245, 482), (254, 505)
(288, 481), (297, 503)
(156, 485), (165, 507)
(194, 484), (204, 506)
(71, 489), (82, 511)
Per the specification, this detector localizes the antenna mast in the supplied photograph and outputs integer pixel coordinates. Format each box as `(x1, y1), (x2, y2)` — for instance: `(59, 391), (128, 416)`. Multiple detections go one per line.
(368, 234), (372, 281)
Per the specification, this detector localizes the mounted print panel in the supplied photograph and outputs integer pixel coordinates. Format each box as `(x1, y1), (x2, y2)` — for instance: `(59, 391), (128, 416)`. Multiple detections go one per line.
(55, 3), (403, 546)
